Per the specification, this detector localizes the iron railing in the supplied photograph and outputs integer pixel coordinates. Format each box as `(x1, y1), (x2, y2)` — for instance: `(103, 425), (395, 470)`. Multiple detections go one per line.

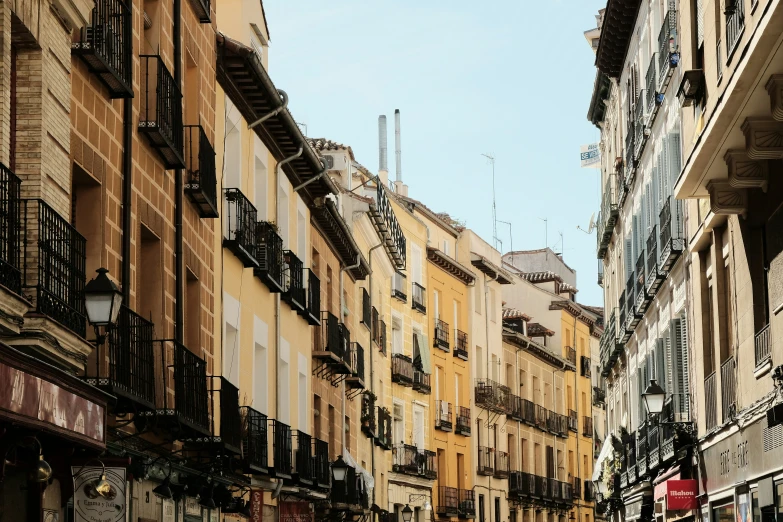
(223, 188), (258, 267)
(0, 164), (21, 294)
(217, 377), (241, 452)
(392, 353), (414, 385)
(435, 400), (453, 431)
(705, 371), (718, 430)
(507, 394), (524, 422)
(361, 288), (371, 329)
(281, 251), (305, 310)
(393, 444), (435, 478)
(458, 489), (475, 518)
(270, 420), (293, 478)
(293, 430), (314, 485)
(755, 323), (771, 368)
(646, 226), (659, 282)
(637, 423), (648, 476)
(535, 405), (547, 431)
(23, 199), (87, 337)
(379, 319), (387, 355)
(634, 95), (645, 157)
(438, 486), (459, 517)
(572, 477), (582, 499)
(435, 319), (450, 350)
(393, 271), (407, 301)
(138, 55), (184, 168)
(361, 393), (376, 435)
(313, 438), (330, 488)
(717, 39), (723, 81)
(303, 269), (320, 325)
(373, 182), (406, 270)
(648, 421), (660, 469)
(659, 196), (685, 269)
(475, 379), (510, 413)
(583, 416), (593, 438)
(726, 0), (745, 58)
(413, 369), (431, 394)
(255, 221), (284, 291)
(548, 411), (569, 437)
(584, 481), (595, 501)
(566, 346), (577, 365)
(646, 54), (657, 113)
(376, 407), (392, 449)
(509, 472), (535, 498)
(624, 128), (635, 189)
(240, 407), (268, 474)
(661, 393), (691, 461)
(72, 0), (132, 97)
(315, 311), (346, 362)
(581, 356), (591, 378)
(455, 329), (468, 360)
(456, 406), (471, 436)
(635, 250), (648, 311)
(658, 3), (678, 86)
(183, 125), (218, 218)
(494, 451), (510, 479)
(593, 386), (606, 405)
(721, 356), (737, 422)
(598, 259), (604, 286)
(477, 446), (494, 476)
(568, 410), (578, 432)
(347, 342), (365, 388)
(412, 282), (426, 313)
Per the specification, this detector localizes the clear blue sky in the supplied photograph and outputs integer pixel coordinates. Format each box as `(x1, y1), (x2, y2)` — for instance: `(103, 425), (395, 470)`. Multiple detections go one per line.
(265, 1), (605, 305)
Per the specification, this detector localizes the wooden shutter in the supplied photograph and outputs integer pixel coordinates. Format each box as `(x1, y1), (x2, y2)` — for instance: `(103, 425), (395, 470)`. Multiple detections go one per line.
(668, 133), (682, 189)
(696, 0), (705, 48)
(625, 238), (634, 282)
(656, 338), (668, 393)
(671, 316), (691, 419)
(546, 446), (555, 478)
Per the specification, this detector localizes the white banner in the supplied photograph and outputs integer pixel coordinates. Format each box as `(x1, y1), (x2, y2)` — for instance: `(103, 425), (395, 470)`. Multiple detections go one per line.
(71, 466), (126, 522)
(580, 143), (601, 168)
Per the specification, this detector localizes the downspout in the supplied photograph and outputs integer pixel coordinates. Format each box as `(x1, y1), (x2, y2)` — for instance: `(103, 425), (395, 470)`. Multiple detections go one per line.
(367, 242), (385, 506)
(339, 254), (362, 453)
(275, 146), (303, 424)
(173, 0), (183, 343)
(482, 271), (498, 522)
(120, 34), (132, 302)
(247, 90), (288, 130)
(293, 157), (328, 193)
(572, 312), (581, 522)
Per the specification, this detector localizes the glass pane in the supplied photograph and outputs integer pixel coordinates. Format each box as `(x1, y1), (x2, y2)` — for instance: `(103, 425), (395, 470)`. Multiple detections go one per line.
(714, 503), (735, 522)
(753, 491), (760, 522)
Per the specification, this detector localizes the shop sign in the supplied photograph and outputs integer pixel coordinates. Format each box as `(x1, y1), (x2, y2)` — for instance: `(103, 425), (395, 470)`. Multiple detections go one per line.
(280, 502), (312, 522)
(249, 490), (264, 522)
(185, 498), (202, 516)
(701, 419), (783, 494)
(0, 361), (105, 444)
(626, 499), (643, 520)
(666, 480), (698, 510)
(162, 499), (175, 522)
(71, 466), (126, 522)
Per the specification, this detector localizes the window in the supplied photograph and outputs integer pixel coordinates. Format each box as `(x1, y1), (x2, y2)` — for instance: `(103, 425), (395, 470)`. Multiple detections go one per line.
(479, 495), (485, 522)
(297, 208), (306, 261)
(489, 287), (497, 322)
(254, 136), (268, 219)
(495, 497), (501, 522)
(413, 404), (425, 448)
(455, 374), (461, 409)
(278, 338), (290, 424)
(298, 354), (307, 432)
(722, 256), (734, 361)
(433, 290), (440, 319)
(329, 405), (336, 458)
(411, 244), (423, 284)
(278, 178), (289, 247)
(253, 318), (268, 413)
(476, 346), (483, 378)
(224, 100), (241, 190)
(313, 395), (321, 438)
(185, 269), (200, 351)
(224, 293), (240, 387)
(250, 29), (265, 61)
(475, 284), (482, 315)
(139, 225), (163, 327)
(392, 317), (403, 355)
(443, 239), (450, 256)
(393, 403), (404, 446)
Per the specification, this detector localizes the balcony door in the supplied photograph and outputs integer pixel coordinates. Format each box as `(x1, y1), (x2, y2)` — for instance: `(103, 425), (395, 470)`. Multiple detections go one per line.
(413, 404), (425, 449)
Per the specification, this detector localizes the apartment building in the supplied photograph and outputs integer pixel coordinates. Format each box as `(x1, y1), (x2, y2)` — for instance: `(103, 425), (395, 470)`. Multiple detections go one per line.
(674, 0), (783, 518)
(589, 2), (695, 522)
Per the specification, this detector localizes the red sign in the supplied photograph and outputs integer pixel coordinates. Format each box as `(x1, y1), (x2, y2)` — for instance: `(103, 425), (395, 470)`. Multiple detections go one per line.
(0, 360), (105, 444)
(279, 501), (312, 522)
(249, 490), (264, 522)
(666, 479), (698, 510)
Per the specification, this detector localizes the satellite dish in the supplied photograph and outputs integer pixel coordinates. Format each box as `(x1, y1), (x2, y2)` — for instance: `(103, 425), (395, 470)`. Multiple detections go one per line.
(588, 213), (596, 233)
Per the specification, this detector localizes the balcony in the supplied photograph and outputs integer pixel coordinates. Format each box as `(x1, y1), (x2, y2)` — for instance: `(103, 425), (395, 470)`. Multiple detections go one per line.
(239, 407), (268, 475)
(661, 394), (691, 462)
(86, 305), (155, 411)
(726, 0), (745, 59)
(393, 271), (407, 302)
(21, 199), (87, 338)
(393, 445), (436, 479)
(293, 430), (314, 486)
(138, 55), (184, 168)
(584, 481), (595, 502)
(645, 227), (665, 294)
(214, 377), (241, 454)
(367, 182), (407, 270)
(583, 416), (593, 438)
(72, 0), (132, 97)
(599, 310), (623, 376)
(223, 188), (258, 268)
(392, 353), (414, 386)
(412, 282), (427, 313)
(361, 393), (376, 436)
(596, 174), (620, 259)
(270, 420), (293, 479)
(510, 472), (535, 499)
(456, 406), (471, 436)
(623, 131), (635, 197)
(658, 2), (678, 92)
(255, 221), (284, 292)
(457, 489), (475, 519)
(568, 410), (578, 432)
(648, 421), (660, 470)
(187, 0), (210, 23)
(637, 424), (648, 477)
(361, 289), (371, 330)
(434, 319), (450, 351)
(435, 400), (453, 432)
(535, 405), (547, 431)
(634, 251), (651, 315)
(413, 369), (431, 394)
(580, 356), (592, 378)
(755, 324), (771, 369)
(624, 274), (641, 332)
(507, 394), (523, 422)
(313, 312), (351, 375)
(659, 197), (684, 271)
(572, 477), (582, 499)
(0, 165), (21, 296)
(566, 346), (576, 365)
(183, 125), (218, 218)
(437, 486), (459, 518)
(477, 446), (494, 476)
(593, 386), (606, 405)
(313, 438), (330, 489)
(378, 319), (387, 356)
(475, 379), (510, 414)
(547, 411), (569, 438)
(494, 450), (510, 479)
(634, 94), (646, 159)
(332, 464), (363, 509)
(598, 259), (604, 286)
(626, 436), (637, 485)
(619, 291), (632, 344)
(721, 357), (737, 421)
(376, 407), (392, 450)
(301, 269), (321, 326)
(454, 329), (468, 360)
(345, 342), (366, 391)
(646, 54), (657, 114)
(705, 371), (718, 430)
(281, 251), (305, 311)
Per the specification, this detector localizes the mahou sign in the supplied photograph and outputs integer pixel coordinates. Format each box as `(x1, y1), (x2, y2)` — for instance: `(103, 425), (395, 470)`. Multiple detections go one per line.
(666, 480), (698, 511)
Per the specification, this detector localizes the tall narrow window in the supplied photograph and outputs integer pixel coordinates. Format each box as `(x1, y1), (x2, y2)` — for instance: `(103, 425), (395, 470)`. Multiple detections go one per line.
(254, 137), (268, 220)
(71, 165), (102, 276)
(253, 316), (268, 413)
(278, 180), (289, 247)
(183, 51), (198, 125)
(313, 395), (321, 439)
(139, 225), (163, 327)
(278, 338), (290, 423)
(185, 269), (200, 352)
(392, 318), (402, 355)
(328, 405), (336, 459)
(298, 359), (307, 431)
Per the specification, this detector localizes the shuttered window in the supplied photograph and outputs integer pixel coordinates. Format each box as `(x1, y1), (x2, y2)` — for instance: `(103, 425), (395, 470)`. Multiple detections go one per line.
(671, 315), (691, 418)
(697, 0), (705, 48)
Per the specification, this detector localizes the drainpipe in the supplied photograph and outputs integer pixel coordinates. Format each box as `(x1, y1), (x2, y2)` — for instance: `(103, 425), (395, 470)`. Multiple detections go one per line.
(482, 271), (498, 522)
(572, 312), (582, 522)
(340, 254), (362, 453)
(368, 242), (385, 505)
(173, 0), (183, 343)
(293, 157), (328, 193)
(121, 101), (132, 301)
(247, 90), (288, 130)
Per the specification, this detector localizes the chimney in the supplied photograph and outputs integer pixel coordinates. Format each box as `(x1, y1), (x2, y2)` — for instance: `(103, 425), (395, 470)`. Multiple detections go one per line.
(395, 109), (402, 186)
(378, 115), (389, 187)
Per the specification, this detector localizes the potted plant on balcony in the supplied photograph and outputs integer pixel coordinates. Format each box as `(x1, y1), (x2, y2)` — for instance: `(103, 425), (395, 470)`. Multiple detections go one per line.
(361, 391), (377, 428)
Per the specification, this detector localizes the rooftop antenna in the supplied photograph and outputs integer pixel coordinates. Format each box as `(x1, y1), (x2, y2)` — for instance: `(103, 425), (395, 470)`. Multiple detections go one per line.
(296, 121), (308, 136)
(482, 153), (497, 249)
(539, 218), (548, 254)
(498, 220), (513, 264)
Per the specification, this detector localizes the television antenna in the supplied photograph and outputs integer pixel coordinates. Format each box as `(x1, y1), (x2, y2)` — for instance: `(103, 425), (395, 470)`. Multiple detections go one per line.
(482, 153), (498, 249)
(498, 219), (513, 260)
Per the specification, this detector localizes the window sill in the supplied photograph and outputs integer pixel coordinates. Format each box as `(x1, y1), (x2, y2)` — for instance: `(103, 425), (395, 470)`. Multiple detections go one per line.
(754, 358), (772, 379)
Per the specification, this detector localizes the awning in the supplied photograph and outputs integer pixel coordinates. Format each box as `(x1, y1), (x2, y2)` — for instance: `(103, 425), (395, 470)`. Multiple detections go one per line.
(343, 449), (374, 490)
(592, 435), (615, 482)
(414, 332), (431, 374)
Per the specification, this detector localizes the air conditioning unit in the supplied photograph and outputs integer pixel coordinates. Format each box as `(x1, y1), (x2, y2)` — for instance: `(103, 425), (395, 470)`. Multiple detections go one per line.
(767, 403), (783, 428)
(321, 155), (335, 169)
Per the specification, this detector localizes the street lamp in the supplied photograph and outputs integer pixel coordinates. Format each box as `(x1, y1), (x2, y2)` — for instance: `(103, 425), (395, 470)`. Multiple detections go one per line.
(151, 460), (174, 500)
(642, 380), (666, 416)
(331, 456), (349, 483)
(73, 459), (113, 500)
(402, 504), (414, 522)
(84, 268), (123, 343)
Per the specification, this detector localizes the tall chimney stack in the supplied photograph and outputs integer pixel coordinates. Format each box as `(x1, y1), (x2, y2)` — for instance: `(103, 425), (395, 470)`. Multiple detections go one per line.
(378, 115), (389, 187)
(394, 109), (402, 185)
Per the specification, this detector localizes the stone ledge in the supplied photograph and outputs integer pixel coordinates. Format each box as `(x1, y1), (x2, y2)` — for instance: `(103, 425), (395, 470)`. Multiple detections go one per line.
(2, 314), (93, 373)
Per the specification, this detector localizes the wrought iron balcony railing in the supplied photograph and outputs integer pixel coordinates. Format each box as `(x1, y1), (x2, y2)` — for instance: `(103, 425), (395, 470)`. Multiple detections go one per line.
(217, 377), (241, 454)
(437, 486), (459, 517)
(661, 394), (691, 462)
(637, 423), (648, 476)
(645, 54), (657, 114)
(281, 251), (305, 311)
(598, 259), (604, 286)
(475, 379), (510, 414)
(138, 55), (184, 168)
(393, 445), (435, 479)
(301, 269), (320, 326)
(547, 411), (569, 438)
(648, 421), (660, 469)
(255, 221), (284, 292)
(726, 0), (745, 58)
(454, 329), (468, 360)
(361, 288), (371, 330)
(624, 130), (635, 191)
(361, 393), (376, 435)
(392, 353), (414, 385)
(378, 319), (387, 356)
(223, 188), (258, 268)
(346, 342), (366, 390)
(646, 226), (664, 293)
(187, 0), (210, 23)
(494, 450), (510, 479)
(658, 2), (678, 88)
(635, 250), (650, 313)
(368, 182), (406, 270)
(184, 125), (218, 218)
(22, 199), (87, 337)
(755, 323), (771, 368)
(393, 271), (407, 301)
(580, 356), (592, 378)
(568, 410), (578, 432)
(509, 471), (535, 498)
(0, 164), (21, 295)
(435, 319), (450, 351)
(456, 406), (471, 436)
(413, 369), (431, 394)
(313, 437), (330, 489)
(721, 356), (737, 422)
(507, 394), (523, 422)
(634, 93), (646, 158)
(332, 464), (361, 507)
(566, 346), (576, 365)
(240, 406), (268, 474)
(583, 416), (593, 438)
(314, 312), (350, 373)
(293, 430), (314, 486)
(457, 489), (475, 519)
(584, 481), (595, 501)
(412, 282), (426, 313)
(659, 196), (685, 270)
(477, 446), (494, 476)
(435, 400), (453, 432)
(72, 0), (132, 97)
(86, 305), (155, 411)
(572, 477), (582, 499)
(597, 174), (620, 259)
(705, 371), (718, 430)
(270, 419), (293, 479)
(376, 407), (392, 450)
(535, 405), (547, 431)
(593, 386), (606, 405)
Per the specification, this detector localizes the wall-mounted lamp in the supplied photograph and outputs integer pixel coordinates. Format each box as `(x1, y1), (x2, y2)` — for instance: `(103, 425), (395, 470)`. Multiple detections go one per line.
(73, 459), (113, 500)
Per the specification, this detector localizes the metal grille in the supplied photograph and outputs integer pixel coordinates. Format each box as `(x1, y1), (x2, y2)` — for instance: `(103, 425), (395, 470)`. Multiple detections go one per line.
(313, 438), (330, 486)
(376, 182), (406, 270)
(281, 250), (304, 307)
(271, 419), (293, 476)
(184, 125), (218, 218)
(293, 430), (313, 484)
(435, 400), (453, 431)
(350, 342), (365, 382)
(458, 489), (475, 518)
(455, 329), (468, 359)
(435, 319), (450, 349)
(361, 288), (371, 328)
(721, 356), (737, 421)
(256, 221), (284, 289)
(494, 450), (510, 478)
(726, 0), (745, 58)
(223, 188), (258, 267)
(219, 377), (241, 450)
(412, 282), (426, 313)
(392, 353), (414, 384)
(646, 54), (657, 113)
(0, 164), (21, 294)
(763, 424), (783, 453)
(104, 305), (155, 407)
(456, 406), (471, 435)
(438, 486), (459, 517)
(477, 446), (494, 475)
(172, 342), (210, 431)
(241, 406), (268, 471)
(705, 372), (718, 430)
(755, 323), (771, 368)
(304, 269), (320, 324)
(138, 55), (184, 167)
(658, 4), (677, 83)
(392, 271), (407, 301)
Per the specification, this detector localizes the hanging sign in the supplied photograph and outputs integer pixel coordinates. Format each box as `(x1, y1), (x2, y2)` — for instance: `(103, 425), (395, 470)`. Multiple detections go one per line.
(71, 466), (126, 522)
(249, 490), (264, 522)
(666, 480), (698, 510)
(580, 143), (601, 168)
